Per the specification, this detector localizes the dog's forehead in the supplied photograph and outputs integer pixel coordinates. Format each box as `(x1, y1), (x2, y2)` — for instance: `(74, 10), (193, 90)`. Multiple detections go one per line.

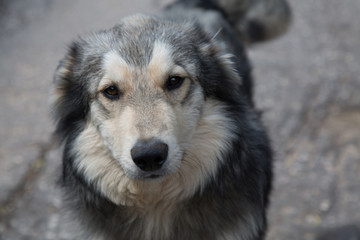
(103, 39), (174, 71)
(103, 51), (134, 81)
(110, 14), (199, 66)
(100, 40), (177, 92)
(92, 15), (201, 91)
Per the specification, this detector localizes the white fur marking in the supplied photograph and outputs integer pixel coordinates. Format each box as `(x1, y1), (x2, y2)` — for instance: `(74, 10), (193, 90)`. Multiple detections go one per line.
(104, 51), (129, 78)
(72, 99), (236, 237)
(148, 41), (174, 78)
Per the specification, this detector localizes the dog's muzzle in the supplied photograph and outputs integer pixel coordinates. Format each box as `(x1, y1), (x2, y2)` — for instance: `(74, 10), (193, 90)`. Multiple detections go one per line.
(130, 139), (168, 172)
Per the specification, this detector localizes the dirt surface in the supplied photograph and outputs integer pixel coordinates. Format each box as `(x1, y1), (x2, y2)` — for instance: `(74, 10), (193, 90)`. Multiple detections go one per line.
(0, 0), (359, 239)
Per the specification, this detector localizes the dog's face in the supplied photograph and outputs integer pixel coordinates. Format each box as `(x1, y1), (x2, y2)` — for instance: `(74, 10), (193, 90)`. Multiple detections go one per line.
(94, 40), (204, 179)
(53, 14), (241, 205)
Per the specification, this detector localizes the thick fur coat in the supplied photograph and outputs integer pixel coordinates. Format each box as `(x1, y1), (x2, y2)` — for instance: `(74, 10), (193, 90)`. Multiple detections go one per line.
(52, 0), (291, 239)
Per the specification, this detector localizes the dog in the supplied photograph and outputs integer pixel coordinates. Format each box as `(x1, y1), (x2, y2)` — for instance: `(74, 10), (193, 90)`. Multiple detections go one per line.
(52, 0), (291, 239)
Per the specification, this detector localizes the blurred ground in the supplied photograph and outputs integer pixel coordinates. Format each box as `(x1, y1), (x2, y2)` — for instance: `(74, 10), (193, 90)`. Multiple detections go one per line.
(0, 0), (359, 239)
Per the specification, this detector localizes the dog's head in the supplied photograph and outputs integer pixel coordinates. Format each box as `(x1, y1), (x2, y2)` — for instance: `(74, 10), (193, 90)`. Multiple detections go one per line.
(53, 14), (244, 205)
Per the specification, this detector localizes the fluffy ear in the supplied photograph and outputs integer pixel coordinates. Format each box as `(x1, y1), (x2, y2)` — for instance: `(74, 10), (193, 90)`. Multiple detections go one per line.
(51, 42), (90, 141)
(199, 37), (254, 104)
(198, 42), (244, 99)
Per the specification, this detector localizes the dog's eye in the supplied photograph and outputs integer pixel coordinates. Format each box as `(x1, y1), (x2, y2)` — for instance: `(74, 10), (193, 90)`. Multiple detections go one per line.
(166, 76), (185, 91)
(103, 86), (120, 100)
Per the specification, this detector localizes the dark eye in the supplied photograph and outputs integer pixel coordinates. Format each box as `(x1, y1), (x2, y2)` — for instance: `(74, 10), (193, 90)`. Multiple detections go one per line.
(103, 85), (120, 100)
(166, 76), (185, 91)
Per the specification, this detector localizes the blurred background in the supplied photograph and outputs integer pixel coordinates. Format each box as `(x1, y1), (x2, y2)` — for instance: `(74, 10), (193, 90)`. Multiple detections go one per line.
(0, 0), (359, 239)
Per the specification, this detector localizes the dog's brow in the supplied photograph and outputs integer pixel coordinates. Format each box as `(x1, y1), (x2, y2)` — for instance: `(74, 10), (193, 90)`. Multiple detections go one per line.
(148, 41), (174, 73)
(147, 41), (176, 85)
(103, 51), (130, 79)
(100, 51), (133, 91)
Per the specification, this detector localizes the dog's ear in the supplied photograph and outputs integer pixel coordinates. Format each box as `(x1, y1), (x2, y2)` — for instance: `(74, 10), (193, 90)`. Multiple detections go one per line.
(198, 42), (243, 100)
(51, 42), (90, 141)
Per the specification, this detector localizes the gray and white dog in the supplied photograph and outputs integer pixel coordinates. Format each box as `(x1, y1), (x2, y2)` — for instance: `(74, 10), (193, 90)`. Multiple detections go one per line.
(52, 0), (291, 239)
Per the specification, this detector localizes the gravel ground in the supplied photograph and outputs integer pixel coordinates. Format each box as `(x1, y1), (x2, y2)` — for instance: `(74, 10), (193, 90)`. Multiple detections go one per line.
(0, 0), (359, 239)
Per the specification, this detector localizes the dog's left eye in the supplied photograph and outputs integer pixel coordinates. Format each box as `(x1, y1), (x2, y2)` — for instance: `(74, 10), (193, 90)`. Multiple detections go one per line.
(166, 76), (185, 91)
(103, 86), (120, 100)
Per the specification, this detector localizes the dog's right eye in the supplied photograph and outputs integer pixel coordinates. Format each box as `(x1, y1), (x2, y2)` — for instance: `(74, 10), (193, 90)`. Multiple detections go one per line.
(103, 86), (120, 100)
(166, 76), (185, 91)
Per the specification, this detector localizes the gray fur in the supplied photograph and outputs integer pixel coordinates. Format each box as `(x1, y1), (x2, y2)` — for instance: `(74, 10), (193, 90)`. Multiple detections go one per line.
(52, 0), (290, 239)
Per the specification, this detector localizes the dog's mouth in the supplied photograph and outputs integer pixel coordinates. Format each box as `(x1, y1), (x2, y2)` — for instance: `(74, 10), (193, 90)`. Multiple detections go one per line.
(125, 162), (180, 181)
(146, 174), (161, 179)
(139, 168), (171, 180)
(122, 165), (171, 180)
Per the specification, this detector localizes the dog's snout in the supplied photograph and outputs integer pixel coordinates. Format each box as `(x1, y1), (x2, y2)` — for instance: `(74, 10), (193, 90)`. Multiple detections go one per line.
(131, 140), (168, 172)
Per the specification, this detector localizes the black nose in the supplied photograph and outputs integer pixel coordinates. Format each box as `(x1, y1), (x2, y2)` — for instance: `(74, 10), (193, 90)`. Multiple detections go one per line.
(130, 140), (168, 172)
